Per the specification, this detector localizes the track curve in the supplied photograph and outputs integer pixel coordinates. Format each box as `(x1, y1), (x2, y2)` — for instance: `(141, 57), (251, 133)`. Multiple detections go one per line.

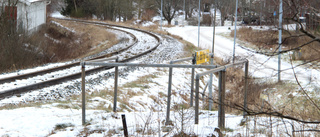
(0, 18), (161, 99)
(0, 23), (137, 85)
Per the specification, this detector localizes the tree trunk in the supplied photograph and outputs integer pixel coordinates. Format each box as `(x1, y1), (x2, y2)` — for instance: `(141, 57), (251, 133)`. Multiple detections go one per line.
(241, 0), (245, 21)
(138, 0), (142, 19)
(231, 17), (234, 26)
(168, 19), (172, 25)
(73, 0), (77, 12)
(221, 14), (225, 26)
(184, 0), (188, 20)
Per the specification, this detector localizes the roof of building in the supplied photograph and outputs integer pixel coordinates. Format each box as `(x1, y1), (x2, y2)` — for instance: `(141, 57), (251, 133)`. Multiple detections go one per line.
(19, 0), (47, 5)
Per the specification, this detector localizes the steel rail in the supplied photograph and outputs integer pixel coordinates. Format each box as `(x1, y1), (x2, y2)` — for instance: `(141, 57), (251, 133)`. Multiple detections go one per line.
(0, 23), (138, 85)
(0, 19), (161, 99)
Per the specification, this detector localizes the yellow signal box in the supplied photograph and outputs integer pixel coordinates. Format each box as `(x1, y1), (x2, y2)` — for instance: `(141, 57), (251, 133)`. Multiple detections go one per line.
(195, 49), (210, 65)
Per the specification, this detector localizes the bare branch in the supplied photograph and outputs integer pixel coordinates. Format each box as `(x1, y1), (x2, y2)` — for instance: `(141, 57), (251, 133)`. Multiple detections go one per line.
(238, 38), (318, 56)
(235, 103), (320, 124)
(199, 91), (320, 124)
(289, 54), (320, 115)
(293, 129), (320, 132)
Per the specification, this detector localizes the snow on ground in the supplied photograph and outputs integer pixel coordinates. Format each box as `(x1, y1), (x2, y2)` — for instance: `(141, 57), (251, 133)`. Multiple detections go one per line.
(0, 23), (225, 136)
(0, 106), (237, 137)
(133, 20), (156, 27)
(50, 20), (76, 33)
(0, 27), (133, 92)
(51, 11), (66, 18)
(165, 25), (320, 87)
(0, 16), (319, 136)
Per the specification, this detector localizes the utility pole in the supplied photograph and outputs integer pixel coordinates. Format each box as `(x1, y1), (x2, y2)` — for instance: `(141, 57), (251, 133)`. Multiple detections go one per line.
(260, 0), (263, 26)
(184, 0), (185, 15)
(208, 0), (217, 111)
(233, 0), (239, 63)
(249, 0), (252, 23)
(183, 0), (186, 25)
(241, 0), (245, 22)
(278, 0), (283, 82)
(198, 0), (201, 48)
(212, 0), (217, 52)
(160, 0), (163, 30)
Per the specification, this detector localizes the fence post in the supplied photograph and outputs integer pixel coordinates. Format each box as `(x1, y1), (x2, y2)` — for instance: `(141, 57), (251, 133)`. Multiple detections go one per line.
(243, 61), (249, 117)
(113, 57), (119, 112)
(218, 70), (226, 129)
(121, 114), (129, 137)
(166, 65), (173, 125)
(81, 62), (86, 125)
(195, 76), (200, 124)
(209, 53), (214, 111)
(190, 56), (196, 107)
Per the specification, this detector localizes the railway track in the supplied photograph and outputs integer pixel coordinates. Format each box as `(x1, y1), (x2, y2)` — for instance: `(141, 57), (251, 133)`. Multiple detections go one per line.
(0, 18), (161, 99)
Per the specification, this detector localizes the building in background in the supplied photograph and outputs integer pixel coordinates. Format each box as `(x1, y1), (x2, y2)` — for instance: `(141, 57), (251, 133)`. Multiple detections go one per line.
(0, 0), (50, 32)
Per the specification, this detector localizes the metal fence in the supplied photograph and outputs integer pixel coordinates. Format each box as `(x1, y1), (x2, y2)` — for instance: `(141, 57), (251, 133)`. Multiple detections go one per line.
(80, 56), (249, 129)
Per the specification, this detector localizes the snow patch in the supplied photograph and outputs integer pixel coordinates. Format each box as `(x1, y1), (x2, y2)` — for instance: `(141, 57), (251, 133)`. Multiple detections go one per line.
(50, 11), (66, 18)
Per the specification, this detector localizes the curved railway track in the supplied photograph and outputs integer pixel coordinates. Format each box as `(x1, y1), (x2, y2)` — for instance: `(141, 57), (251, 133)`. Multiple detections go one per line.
(0, 18), (161, 99)
(0, 24), (137, 85)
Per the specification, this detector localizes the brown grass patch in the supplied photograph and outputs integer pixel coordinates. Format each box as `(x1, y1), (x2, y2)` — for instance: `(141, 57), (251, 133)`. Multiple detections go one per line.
(231, 27), (279, 50)
(0, 18), (119, 73)
(266, 82), (320, 121)
(294, 36), (320, 61)
(233, 27), (320, 62)
(50, 18), (118, 60)
(216, 68), (268, 114)
(0, 25), (49, 73)
(122, 74), (158, 89)
(210, 57), (273, 115)
(214, 57), (320, 121)
(0, 101), (44, 110)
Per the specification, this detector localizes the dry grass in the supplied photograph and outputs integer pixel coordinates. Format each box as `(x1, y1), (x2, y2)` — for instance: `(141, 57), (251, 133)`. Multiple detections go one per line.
(230, 26), (320, 119)
(233, 27), (320, 62)
(0, 25), (49, 73)
(0, 101), (44, 110)
(210, 57), (274, 115)
(92, 19), (177, 37)
(266, 82), (320, 121)
(231, 27), (279, 50)
(295, 36), (320, 61)
(216, 68), (268, 115)
(216, 58), (320, 121)
(122, 74), (158, 89)
(0, 18), (119, 73)
(49, 18), (118, 60)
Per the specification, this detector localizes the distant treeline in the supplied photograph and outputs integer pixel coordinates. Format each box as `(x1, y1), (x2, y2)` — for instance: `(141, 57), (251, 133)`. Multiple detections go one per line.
(62, 0), (136, 21)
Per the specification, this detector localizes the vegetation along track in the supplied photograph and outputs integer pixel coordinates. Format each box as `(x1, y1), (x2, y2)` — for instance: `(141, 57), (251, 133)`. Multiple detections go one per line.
(0, 18), (161, 99)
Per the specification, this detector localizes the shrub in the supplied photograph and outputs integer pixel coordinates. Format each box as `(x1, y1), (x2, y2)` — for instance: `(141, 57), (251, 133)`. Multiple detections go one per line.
(54, 123), (74, 130)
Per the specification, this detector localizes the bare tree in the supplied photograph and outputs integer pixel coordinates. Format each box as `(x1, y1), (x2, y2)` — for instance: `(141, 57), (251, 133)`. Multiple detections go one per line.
(135, 0), (157, 20)
(155, 0), (182, 25)
(47, 0), (65, 14)
(184, 0), (197, 20)
(215, 0), (236, 26)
